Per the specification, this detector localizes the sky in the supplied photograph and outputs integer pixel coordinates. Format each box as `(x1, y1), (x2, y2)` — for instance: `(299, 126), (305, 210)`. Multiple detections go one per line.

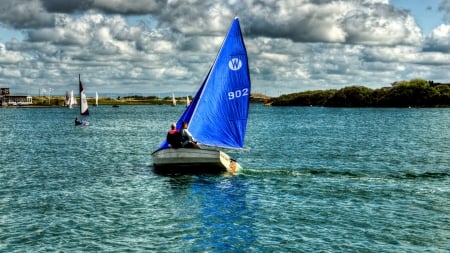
(1, 0), (450, 97)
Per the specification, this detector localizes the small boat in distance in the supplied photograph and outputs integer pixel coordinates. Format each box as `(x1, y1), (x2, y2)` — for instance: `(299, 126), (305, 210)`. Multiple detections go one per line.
(172, 93), (176, 106)
(75, 74), (89, 126)
(95, 91), (98, 106)
(64, 91), (70, 106)
(68, 90), (77, 108)
(152, 17), (251, 174)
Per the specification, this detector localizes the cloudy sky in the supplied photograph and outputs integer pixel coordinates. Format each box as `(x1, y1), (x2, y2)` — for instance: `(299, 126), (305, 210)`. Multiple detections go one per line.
(1, 0), (450, 97)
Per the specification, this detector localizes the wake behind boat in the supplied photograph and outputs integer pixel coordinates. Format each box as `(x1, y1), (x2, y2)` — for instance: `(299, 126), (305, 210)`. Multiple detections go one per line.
(151, 17), (251, 174)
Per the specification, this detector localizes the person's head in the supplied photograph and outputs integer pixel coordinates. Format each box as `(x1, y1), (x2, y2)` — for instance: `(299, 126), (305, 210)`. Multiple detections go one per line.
(182, 121), (188, 129)
(171, 123), (176, 130)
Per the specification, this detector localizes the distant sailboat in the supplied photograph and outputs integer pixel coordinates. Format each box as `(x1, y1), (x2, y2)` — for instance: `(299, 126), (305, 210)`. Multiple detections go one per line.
(69, 90), (77, 109)
(75, 74), (89, 126)
(186, 96), (190, 107)
(152, 17), (251, 174)
(65, 91), (70, 106)
(95, 91), (99, 106)
(172, 93), (176, 106)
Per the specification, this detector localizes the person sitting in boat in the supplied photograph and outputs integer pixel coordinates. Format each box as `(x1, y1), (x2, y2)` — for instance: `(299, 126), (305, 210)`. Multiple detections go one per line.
(166, 123), (182, 148)
(75, 117), (81, 125)
(181, 121), (200, 148)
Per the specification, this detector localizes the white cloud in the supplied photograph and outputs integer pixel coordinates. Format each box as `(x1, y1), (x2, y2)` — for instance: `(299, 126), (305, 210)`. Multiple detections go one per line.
(0, 67), (21, 78)
(0, 0), (450, 97)
(424, 24), (450, 52)
(342, 9), (423, 46)
(0, 42), (24, 63)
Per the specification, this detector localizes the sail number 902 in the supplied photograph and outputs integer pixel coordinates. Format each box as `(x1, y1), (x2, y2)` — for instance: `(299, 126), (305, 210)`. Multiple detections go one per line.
(228, 88), (249, 100)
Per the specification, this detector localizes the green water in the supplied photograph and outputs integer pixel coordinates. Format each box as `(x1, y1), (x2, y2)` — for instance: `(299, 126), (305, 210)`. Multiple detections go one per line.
(1, 105), (449, 252)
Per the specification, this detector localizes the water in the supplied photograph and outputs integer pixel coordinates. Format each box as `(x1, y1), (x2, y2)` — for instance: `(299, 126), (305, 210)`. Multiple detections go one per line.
(1, 105), (449, 252)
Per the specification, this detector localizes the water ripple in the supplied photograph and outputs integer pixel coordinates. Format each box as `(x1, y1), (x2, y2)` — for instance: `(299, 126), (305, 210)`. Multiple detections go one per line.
(1, 106), (449, 252)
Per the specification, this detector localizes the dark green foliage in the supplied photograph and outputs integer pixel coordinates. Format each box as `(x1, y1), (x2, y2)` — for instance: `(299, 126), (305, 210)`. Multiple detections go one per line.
(434, 85), (450, 106)
(123, 95), (159, 100)
(325, 86), (374, 107)
(270, 79), (450, 107)
(273, 90), (336, 106)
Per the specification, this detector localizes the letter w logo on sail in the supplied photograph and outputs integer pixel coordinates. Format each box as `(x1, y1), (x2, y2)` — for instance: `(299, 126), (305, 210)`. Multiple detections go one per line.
(228, 58), (242, 71)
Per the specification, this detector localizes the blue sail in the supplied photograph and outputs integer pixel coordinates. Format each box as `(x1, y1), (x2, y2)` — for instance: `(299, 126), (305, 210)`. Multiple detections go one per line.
(158, 17), (251, 150)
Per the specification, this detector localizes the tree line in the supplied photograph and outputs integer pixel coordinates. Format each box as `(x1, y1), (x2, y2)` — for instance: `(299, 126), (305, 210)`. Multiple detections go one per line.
(269, 79), (450, 107)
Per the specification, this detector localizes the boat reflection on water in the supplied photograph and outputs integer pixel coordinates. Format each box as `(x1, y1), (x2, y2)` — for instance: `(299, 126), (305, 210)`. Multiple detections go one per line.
(165, 174), (257, 251)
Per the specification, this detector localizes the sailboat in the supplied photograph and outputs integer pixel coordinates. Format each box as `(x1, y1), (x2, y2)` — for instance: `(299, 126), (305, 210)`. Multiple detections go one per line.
(186, 96), (190, 107)
(95, 91), (99, 106)
(64, 91), (70, 107)
(75, 74), (89, 126)
(69, 90), (77, 108)
(172, 93), (176, 106)
(152, 17), (251, 174)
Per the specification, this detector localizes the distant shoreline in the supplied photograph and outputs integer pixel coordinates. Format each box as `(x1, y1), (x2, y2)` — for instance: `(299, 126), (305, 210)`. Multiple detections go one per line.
(267, 79), (450, 108)
(5, 79), (450, 108)
(1, 93), (270, 107)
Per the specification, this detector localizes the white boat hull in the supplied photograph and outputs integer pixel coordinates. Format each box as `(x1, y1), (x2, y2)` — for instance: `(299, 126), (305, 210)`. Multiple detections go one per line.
(152, 148), (241, 174)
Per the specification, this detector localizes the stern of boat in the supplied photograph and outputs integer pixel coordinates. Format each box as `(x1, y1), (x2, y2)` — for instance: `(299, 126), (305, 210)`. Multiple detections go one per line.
(152, 148), (241, 175)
